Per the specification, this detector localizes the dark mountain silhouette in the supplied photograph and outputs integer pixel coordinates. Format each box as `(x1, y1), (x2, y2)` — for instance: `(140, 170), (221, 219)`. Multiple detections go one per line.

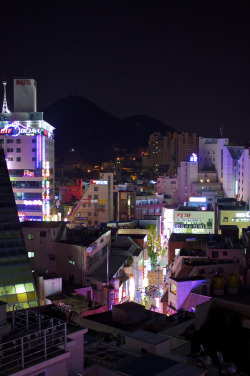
(43, 96), (174, 162)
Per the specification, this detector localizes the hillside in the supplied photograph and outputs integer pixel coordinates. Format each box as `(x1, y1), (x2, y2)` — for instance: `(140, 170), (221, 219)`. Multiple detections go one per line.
(44, 96), (174, 162)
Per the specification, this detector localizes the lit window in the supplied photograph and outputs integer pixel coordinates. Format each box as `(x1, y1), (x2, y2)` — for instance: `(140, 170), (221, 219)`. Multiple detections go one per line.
(28, 234), (35, 240)
(28, 252), (35, 258)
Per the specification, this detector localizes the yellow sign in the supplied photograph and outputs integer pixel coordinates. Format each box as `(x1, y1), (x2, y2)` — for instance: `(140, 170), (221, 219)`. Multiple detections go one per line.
(99, 199), (107, 204)
(147, 270), (163, 285)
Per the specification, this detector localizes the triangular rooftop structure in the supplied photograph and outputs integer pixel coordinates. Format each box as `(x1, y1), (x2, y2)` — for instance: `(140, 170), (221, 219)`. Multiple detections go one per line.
(0, 148), (38, 311)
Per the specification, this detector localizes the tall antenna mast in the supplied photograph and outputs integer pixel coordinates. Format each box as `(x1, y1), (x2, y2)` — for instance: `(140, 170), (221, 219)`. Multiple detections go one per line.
(219, 127), (223, 138)
(2, 81), (10, 113)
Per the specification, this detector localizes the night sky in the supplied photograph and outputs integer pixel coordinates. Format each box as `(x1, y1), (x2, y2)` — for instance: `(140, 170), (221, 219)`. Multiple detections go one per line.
(1, 0), (249, 143)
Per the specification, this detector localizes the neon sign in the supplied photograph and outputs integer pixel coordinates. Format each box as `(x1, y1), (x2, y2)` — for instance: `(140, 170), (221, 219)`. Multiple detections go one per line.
(190, 153), (198, 162)
(91, 180), (108, 185)
(189, 197), (206, 202)
(1, 122), (52, 138)
(170, 284), (177, 294)
(236, 212), (250, 218)
(23, 170), (34, 177)
(24, 200), (42, 206)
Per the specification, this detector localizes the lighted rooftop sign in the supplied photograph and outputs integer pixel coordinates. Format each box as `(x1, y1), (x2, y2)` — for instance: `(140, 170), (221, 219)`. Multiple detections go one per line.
(91, 180), (108, 185)
(0, 122), (52, 137)
(189, 197), (206, 202)
(189, 153), (198, 162)
(236, 211), (250, 218)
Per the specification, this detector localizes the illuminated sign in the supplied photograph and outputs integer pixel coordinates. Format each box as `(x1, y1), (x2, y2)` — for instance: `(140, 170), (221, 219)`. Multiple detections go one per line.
(24, 200), (42, 206)
(175, 224), (206, 229)
(0, 128), (12, 135)
(170, 284), (177, 295)
(74, 217), (88, 221)
(16, 79), (31, 85)
(23, 170), (34, 177)
(189, 197), (206, 202)
(91, 180), (108, 185)
(189, 153), (198, 162)
(0, 122), (52, 138)
(236, 212), (250, 218)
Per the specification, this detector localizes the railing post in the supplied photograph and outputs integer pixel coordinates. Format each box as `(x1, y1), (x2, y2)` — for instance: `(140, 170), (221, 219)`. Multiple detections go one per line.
(64, 323), (67, 352)
(21, 337), (24, 369)
(44, 330), (47, 360)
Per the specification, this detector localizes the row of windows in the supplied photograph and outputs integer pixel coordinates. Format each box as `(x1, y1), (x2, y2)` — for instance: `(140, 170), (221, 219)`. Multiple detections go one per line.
(0, 138), (36, 144)
(7, 148), (36, 153)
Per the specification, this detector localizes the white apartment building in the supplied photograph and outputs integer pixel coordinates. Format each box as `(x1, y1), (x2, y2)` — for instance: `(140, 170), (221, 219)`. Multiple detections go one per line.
(0, 79), (55, 221)
(199, 137), (229, 181)
(177, 159), (198, 203)
(199, 137), (244, 199)
(238, 148), (250, 202)
(70, 172), (114, 225)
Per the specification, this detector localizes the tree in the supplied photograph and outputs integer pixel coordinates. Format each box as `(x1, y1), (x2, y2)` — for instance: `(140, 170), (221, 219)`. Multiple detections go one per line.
(146, 224), (167, 269)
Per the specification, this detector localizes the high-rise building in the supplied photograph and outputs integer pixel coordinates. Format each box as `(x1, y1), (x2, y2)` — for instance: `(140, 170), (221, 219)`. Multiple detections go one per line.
(199, 137), (244, 198)
(142, 131), (198, 175)
(0, 148), (38, 311)
(0, 79), (55, 221)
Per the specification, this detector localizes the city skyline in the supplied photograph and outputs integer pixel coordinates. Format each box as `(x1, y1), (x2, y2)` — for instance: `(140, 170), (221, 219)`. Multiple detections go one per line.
(0, 1), (249, 144)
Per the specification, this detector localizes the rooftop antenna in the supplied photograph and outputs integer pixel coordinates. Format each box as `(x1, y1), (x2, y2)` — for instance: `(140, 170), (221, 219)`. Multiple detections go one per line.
(2, 81), (10, 113)
(219, 127), (223, 138)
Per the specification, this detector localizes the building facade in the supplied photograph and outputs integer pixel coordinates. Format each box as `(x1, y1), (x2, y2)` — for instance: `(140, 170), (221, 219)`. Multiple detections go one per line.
(69, 173), (114, 225)
(0, 79), (55, 221)
(0, 148), (38, 311)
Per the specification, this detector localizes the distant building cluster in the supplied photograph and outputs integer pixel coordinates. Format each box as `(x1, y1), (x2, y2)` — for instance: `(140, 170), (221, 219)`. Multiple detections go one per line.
(0, 78), (250, 375)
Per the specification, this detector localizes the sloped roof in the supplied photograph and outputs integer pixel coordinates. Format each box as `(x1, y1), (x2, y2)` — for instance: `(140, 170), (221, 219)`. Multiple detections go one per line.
(182, 292), (212, 312)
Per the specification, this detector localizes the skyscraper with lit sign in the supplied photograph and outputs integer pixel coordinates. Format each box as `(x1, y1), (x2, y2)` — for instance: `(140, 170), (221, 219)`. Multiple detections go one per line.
(0, 79), (55, 221)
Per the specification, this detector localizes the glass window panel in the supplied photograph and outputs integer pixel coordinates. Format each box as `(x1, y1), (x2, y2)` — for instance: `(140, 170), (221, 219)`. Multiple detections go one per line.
(15, 284), (26, 293)
(27, 291), (37, 301)
(22, 302), (29, 309)
(1, 268), (11, 275)
(4, 275), (18, 285)
(5, 285), (16, 294)
(11, 266), (20, 274)
(17, 293), (27, 303)
(0, 287), (6, 296)
(29, 301), (38, 307)
(7, 294), (18, 303)
(25, 283), (35, 292)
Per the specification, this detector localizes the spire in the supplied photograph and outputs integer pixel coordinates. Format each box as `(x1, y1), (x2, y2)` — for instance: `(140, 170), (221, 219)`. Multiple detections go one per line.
(2, 81), (10, 113)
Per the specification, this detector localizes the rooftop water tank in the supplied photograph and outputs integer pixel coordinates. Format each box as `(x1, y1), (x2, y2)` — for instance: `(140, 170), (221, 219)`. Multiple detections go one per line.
(212, 275), (224, 296)
(226, 273), (239, 294)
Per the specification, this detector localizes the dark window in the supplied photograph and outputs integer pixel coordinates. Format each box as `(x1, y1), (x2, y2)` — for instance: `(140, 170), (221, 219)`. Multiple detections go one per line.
(32, 148), (36, 152)
(7, 148), (13, 152)
(40, 231), (46, 237)
(16, 148), (21, 153)
(223, 251), (228, 256)
(32, 139), (36, 143)
(212, 251), (219, 258)
(32, 157), (36, 161)
(94, 187), (98, 191)
(7, 139), (13, 143)
(16, 157), (21, 162)
(48, 254), (55, 261)
(16, 139), (21, 144)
